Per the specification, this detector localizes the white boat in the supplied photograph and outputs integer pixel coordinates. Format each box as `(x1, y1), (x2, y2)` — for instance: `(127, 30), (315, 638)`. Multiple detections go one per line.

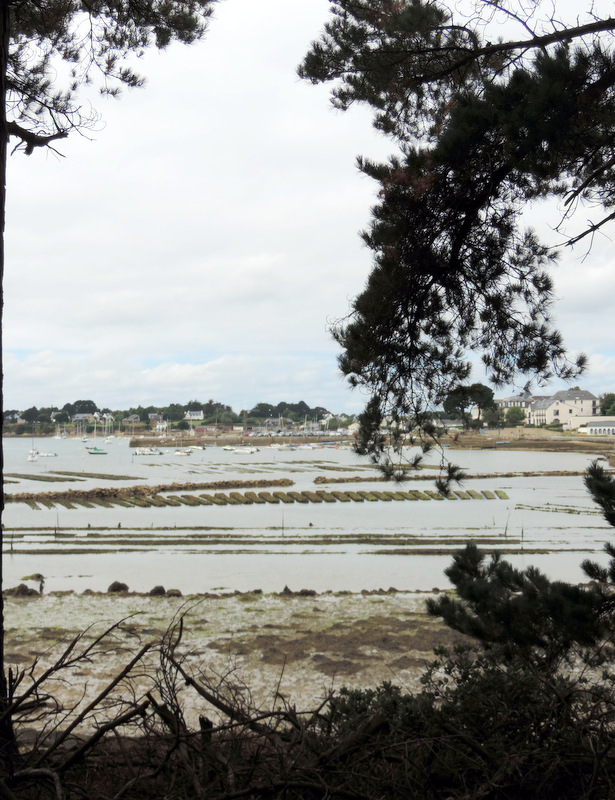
(233, 446), (259, 454)
(174, 448), (192, 456)
(135, 446), (163, 456)
(27, 440), (55, 460)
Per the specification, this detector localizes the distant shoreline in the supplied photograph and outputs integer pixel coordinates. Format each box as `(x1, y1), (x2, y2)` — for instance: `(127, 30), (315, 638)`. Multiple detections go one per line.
(125, 430), (614, 457)
(4, 428), (614, 460)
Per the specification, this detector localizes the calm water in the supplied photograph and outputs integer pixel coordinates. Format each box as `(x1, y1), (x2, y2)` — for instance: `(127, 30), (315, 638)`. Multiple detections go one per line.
(2, 436), (611, 594)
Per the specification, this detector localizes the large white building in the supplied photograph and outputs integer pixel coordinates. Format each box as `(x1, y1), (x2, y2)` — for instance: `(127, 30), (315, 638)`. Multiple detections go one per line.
(475, 389), (602, 429)
(525, 390), (599, 427)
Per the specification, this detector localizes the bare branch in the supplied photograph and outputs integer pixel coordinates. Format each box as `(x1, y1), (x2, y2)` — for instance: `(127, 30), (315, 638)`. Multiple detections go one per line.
(5, 120), (67, 154)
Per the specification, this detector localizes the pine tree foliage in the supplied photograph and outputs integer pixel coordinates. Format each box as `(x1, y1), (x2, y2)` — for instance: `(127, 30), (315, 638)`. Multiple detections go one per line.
(584, 457), (615, 529)
(428, 460), (615, 669)
(320, 462), (615, 799)
(427, 544), (607, 668)
(299, 1), (615, 461)
(4, 0), (217, 152)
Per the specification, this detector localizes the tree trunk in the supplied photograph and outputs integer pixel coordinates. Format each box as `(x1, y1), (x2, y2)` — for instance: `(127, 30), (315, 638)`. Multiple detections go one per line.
(0, 0), (19, 779)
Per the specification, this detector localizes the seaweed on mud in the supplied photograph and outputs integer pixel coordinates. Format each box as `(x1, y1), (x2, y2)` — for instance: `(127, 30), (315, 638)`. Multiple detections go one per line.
(244, 492), (266, 505)
(273, 492), (294, 504)
(383, 491), (407, 501)
(219, 493), (242, 505)
(316, 491), (336, 503)
(51, 471), (137, 480)
(302, 491), (323, 503)
(258, 492), (280, 504)
(200, 494), (227, 505)
(159, 495), (183, 506)
(331, 491), (351, 502)
(345, 492), (364, 502)
(176, 495), (204, 506)
(229, 492), (251, 505)
(288, 491), (309, 504)
(371, 491), (392, 502)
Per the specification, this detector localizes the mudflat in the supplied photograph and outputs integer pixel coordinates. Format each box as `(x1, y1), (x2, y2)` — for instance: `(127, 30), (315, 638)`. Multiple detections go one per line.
(4, 589), (463, 719)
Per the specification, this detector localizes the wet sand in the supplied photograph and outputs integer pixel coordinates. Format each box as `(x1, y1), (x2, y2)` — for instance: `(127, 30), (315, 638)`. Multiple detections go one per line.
(3, 589), (461, 720)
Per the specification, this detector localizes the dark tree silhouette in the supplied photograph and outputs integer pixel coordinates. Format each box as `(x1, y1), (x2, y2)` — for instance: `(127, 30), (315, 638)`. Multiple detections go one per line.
(299, 0), (615, 461)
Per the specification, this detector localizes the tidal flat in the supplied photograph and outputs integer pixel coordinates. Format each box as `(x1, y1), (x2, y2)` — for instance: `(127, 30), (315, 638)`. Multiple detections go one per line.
(3, 436), (613, 594)
(3, 589), (464, 724)
(3, 435), (614, 724)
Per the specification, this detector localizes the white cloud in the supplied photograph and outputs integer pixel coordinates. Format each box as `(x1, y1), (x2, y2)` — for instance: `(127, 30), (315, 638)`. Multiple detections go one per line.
(3, 0), (614, 413)
(2, 349), (366, 414)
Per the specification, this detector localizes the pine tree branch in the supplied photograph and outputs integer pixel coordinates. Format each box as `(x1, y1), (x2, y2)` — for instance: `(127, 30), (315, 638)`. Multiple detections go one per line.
(5, 121), (68, 155)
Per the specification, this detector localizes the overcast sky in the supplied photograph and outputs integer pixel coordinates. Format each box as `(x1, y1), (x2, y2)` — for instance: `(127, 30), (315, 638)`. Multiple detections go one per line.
(3, 0), (614, 414)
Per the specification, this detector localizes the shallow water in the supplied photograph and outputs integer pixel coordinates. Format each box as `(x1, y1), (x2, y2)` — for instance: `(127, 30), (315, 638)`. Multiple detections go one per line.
(2, 436), (611, 593)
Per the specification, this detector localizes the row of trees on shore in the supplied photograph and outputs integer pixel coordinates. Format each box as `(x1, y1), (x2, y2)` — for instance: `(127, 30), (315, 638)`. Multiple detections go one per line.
(5, 389), (615, 435)
(2, 398), (351, 434)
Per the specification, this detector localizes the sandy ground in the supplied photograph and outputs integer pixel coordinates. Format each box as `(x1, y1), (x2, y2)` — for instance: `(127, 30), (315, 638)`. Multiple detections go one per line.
(3, 589), (460, 725)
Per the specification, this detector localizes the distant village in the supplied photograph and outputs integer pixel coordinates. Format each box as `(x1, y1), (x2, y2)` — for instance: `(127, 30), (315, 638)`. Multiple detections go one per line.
(2, 400), (355, 438)
(4, 388), (615, 438)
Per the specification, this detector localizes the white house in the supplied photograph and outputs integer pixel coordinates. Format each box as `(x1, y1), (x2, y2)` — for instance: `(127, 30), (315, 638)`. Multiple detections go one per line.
(184, 410), (204, 421)
(495, 392), (534, 412)
(526, 390), (599, 427)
